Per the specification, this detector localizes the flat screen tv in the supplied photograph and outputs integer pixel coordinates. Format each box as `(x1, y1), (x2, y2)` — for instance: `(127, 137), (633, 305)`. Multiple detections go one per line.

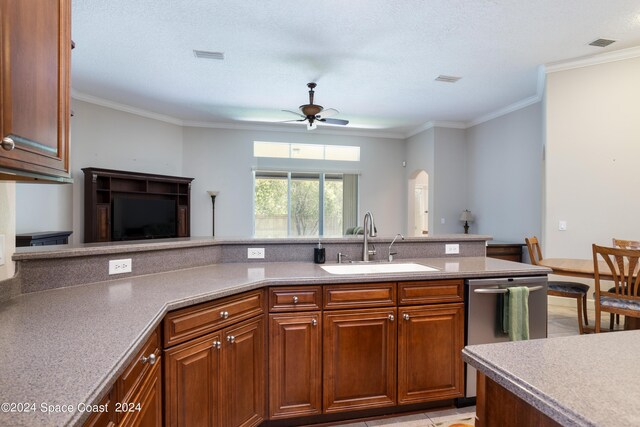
(112, 197), (177, 240)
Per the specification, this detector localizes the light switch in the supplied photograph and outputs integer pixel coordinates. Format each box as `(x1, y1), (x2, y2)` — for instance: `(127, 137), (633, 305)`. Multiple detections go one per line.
(559, 221), (567, 231)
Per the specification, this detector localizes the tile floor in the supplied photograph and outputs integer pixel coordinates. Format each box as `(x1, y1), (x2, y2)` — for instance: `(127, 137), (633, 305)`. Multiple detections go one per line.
(328, 302), (621, 427)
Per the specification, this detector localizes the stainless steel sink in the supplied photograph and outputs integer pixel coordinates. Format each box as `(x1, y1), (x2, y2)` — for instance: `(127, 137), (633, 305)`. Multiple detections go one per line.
(321, 262), (438, 275)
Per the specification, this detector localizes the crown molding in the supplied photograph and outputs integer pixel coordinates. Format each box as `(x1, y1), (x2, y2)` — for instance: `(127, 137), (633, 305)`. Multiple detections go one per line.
(71, 89), (405, 140)
(545, 45), (640, 73)
(405, 120), (467, 138)
(466, 94), (541, 128)
(71, 90), (184, 126)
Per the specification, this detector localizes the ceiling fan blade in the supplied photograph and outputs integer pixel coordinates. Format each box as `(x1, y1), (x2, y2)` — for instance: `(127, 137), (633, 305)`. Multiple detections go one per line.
(318, 108), (339, 118)
(282, 109), (306, 119)
(277, 119), (306, 123)
(320, 118), (349, 126)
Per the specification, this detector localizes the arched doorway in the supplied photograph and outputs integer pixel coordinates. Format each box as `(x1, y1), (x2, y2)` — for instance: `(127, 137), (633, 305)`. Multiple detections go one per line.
(407, 170), (429, 237)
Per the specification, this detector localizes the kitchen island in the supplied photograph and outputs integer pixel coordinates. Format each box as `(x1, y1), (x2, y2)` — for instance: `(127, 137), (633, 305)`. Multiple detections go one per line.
(0, 254), (546, 426)
(463, 330), (640, 426)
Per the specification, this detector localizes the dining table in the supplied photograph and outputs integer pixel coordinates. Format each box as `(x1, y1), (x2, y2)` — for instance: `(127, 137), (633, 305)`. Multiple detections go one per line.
(537, 257), (640, 330)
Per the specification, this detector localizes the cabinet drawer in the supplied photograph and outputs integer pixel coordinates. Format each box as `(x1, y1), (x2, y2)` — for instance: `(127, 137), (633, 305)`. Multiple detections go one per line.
(117, 327), (160, 411)
(164, 289), (264, 347)
(269, 286), (322, 312)
(324, 283), (396, 309)
(398, 280), (463, 305)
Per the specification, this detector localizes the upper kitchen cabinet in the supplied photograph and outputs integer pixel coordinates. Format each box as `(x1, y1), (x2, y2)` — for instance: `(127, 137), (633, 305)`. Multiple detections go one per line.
(0, 0), (72, 182)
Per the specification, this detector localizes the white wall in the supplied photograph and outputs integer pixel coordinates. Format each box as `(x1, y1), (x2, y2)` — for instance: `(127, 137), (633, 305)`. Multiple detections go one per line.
(0, 183), (16, 280)
(182, 127), (406, 237)
(466, 102), (543, 242)
(433, 127), (468, 234)
(15, 185), (73, 234)
(545, 56), (640, 258)
(405, 128), (435, 234)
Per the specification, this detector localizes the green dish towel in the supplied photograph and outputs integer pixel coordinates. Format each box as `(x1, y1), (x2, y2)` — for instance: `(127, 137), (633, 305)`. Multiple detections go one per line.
(502, 286), (530, 341)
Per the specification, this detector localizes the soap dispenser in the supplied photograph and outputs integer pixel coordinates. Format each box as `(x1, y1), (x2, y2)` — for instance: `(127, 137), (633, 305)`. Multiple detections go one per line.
(314, 240), (326, 264)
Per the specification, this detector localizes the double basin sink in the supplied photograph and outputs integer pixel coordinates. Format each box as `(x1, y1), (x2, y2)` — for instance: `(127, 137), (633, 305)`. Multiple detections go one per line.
(321, 262), (438, 275)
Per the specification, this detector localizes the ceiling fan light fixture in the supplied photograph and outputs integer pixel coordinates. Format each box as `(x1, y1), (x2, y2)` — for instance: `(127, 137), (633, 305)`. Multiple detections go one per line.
(307, 121), (317, 130)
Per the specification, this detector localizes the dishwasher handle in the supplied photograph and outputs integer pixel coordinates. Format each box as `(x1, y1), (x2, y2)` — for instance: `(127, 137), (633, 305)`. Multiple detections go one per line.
(473, 285), (544, 294)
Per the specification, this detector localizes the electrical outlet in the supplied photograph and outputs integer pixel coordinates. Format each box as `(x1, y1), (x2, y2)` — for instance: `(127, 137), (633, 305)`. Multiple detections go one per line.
(109, 258), (132, 275)
(247, 248), (265, 259)
(0, 234), (5, 266)
(559, 221), (567, 231)
(445, 244), (460, 255)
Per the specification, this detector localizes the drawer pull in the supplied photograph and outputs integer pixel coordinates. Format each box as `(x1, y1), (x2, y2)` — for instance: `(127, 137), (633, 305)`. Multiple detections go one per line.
(1, 137), (15, 151)
(227, 335), (235, 344)
(140, 353), (157, 365)
(311, 319), (317, 326)
(212, 340), (221, 349)
(388, 314), (394, 322)
(292, 296), (299, 304)
(220, 311), (229, 319)
(403, 313), (410, 321)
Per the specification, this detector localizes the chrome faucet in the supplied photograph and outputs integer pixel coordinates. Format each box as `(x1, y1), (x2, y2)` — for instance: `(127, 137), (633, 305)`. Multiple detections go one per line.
(388, 233), (405, 262)
(362, 211), (377, 261)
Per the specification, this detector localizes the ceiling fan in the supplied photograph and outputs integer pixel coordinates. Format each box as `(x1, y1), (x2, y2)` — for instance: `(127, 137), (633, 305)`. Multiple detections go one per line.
(282, 82), (349, 130)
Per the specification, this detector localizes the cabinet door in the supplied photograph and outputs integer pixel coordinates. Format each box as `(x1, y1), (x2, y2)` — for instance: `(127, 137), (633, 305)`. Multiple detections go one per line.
(323, 308), (396, 413)
(269, 312), (321, 419)
(0, 0), (71, 179)
(121, 358), (162, 427)
(221, 317), (265, 427)
(96, 204), (111, 242)
(398, 304), (464, 404)
(165, 332), (221, 427)
(177, 206), (188, 237)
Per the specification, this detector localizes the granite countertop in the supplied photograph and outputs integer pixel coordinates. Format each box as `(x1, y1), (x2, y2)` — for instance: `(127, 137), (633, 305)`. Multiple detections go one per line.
(463, 330), (640, 426)
(0, 256), (545, 426)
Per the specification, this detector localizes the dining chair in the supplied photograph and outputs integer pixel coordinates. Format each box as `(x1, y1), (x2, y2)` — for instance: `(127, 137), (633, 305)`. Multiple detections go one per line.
(525, 236), (590, 334)
(592, 244), (640, 333)
(606, 239), (640, 329)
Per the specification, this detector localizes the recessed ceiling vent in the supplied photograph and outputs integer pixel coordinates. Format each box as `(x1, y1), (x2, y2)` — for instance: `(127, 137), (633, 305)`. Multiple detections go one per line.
(588, 38), (616, 48)
(193, 50), (225, 60)
(435, 75), (461, 83)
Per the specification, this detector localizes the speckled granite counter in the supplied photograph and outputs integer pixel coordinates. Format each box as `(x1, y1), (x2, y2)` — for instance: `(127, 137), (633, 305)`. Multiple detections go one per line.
(463, 330), (640, 426)
(0, 257), (546, 426)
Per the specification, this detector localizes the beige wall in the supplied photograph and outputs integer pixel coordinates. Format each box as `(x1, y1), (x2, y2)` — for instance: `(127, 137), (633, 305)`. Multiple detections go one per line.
(545, 56), (640, 259)
(0, 182), (16, 280)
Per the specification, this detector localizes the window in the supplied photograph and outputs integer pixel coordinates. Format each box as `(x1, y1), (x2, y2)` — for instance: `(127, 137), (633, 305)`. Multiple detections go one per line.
(253, 141), (360, 162)
(254, 171), (358, 237)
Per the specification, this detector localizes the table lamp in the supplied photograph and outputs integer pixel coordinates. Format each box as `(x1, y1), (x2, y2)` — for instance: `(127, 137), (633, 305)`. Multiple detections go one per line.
(460, 210), (474, 234)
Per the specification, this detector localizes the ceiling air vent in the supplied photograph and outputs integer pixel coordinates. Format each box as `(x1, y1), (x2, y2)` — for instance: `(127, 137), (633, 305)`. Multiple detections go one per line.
(193, 50), (225, 60)
(588, 38), (616, 48)
(435, 75), (461, 83)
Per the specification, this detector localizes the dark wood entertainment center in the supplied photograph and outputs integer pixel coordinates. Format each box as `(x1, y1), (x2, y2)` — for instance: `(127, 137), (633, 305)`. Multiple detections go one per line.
(82, 167), (194, 243)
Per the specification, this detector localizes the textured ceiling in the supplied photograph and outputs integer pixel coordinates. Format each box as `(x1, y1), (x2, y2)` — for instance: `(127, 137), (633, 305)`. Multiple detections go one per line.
(71, 0), (640, 134)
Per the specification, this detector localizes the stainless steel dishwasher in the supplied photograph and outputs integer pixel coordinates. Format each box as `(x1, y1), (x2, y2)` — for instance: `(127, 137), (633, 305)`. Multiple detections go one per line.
(464, 276), (548, 399)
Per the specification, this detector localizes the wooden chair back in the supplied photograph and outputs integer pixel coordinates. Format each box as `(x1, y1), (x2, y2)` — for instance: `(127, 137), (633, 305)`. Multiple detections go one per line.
(592, 244), (640, 300)
(612, 238), (640, 249)
(525, 237), (543, 265)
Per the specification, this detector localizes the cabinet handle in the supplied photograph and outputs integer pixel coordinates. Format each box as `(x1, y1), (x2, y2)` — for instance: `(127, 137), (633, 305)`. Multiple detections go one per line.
(140, 353), (157, 365)
(227, 335), (235, 343)
(212, 340), (221, 349)
(292, 296), (299, 304)
(1, 137), (15, 151)
(403, 313), (410, 321)
(220, 311), (229, 319)
(388, 314), (394, 322)
(311, 319), (317, 326)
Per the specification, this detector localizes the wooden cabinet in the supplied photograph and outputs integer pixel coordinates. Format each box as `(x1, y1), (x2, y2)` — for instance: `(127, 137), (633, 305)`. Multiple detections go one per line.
(486, 243), (525, 262)
(83, 328), (162, 427)
(323, 308), (397, 413)
(0, 0), (72, 182)
(397, 304), (464, 404)
(268, 312), (322, 419)
(164, 290), (266, 427)
(82, 168), (194, 243)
